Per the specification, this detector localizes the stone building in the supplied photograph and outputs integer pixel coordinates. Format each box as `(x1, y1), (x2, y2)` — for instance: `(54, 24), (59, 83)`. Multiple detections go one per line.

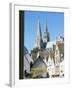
(31, 56), (48, 78)
(31, 19), (64, 78)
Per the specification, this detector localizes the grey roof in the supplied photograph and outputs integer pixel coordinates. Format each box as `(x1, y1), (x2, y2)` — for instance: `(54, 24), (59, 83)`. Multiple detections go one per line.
(24, 53), (34, 73)
(31, 49), (55, 63)
(32, 56), (47, 68)
(24, 54), (33, 64)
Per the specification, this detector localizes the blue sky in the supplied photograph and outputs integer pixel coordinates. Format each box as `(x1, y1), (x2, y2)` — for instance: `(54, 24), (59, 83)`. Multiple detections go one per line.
(24, 11), (64, 53)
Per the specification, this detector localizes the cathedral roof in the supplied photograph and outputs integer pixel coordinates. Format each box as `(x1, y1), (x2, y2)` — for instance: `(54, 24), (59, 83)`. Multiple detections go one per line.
(46, 41), (56, 49)
(37, 50), (55, 62)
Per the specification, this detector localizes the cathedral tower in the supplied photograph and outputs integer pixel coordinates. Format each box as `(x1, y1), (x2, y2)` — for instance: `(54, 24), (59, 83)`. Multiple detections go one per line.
(43, 22), (50, 48)
(35, 19), (43, 49)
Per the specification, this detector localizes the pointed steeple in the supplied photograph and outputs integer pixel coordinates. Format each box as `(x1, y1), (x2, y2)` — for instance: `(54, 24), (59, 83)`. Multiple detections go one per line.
(37, 19), (42, 40)
(35, 19), (43, 49)
(43, 21), (50, 46)
(44, 21), (48, 32)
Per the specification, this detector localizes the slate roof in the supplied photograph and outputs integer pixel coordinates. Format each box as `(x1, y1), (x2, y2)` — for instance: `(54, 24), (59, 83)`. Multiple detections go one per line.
(32, 56), (47, 68)
(31, 49), (55, 63)
(24, 46), (34, 67)
(24, 54), (34, 64)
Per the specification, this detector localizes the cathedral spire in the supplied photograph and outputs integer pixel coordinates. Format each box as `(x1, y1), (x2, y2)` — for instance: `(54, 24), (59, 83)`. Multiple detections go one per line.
(35, 19), (43, 49)
(37, 19), (42, 39)
(43, 21), (50, 48)
(45, 21), (48, 32)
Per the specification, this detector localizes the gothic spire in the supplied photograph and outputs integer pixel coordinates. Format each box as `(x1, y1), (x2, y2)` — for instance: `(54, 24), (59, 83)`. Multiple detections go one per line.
(35, 19), (43, 49)
(44, 21), (48, 32)
(43, 21), (50, 48)
(36, 19), (42, 40)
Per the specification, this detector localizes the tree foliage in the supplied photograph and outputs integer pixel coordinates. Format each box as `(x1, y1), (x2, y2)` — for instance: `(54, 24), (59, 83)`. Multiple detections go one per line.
(31, 47), (44, 54)
(30, 67), (47, 78)
(31, 48), (39, 54)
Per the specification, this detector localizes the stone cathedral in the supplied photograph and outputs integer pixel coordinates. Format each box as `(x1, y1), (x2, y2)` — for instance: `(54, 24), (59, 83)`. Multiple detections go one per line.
(35, 19), (50, 49)
(30, 19), (64, 78)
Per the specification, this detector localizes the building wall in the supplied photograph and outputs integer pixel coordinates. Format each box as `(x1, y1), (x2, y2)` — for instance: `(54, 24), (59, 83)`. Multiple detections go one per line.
(55, 44), (60, 76)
